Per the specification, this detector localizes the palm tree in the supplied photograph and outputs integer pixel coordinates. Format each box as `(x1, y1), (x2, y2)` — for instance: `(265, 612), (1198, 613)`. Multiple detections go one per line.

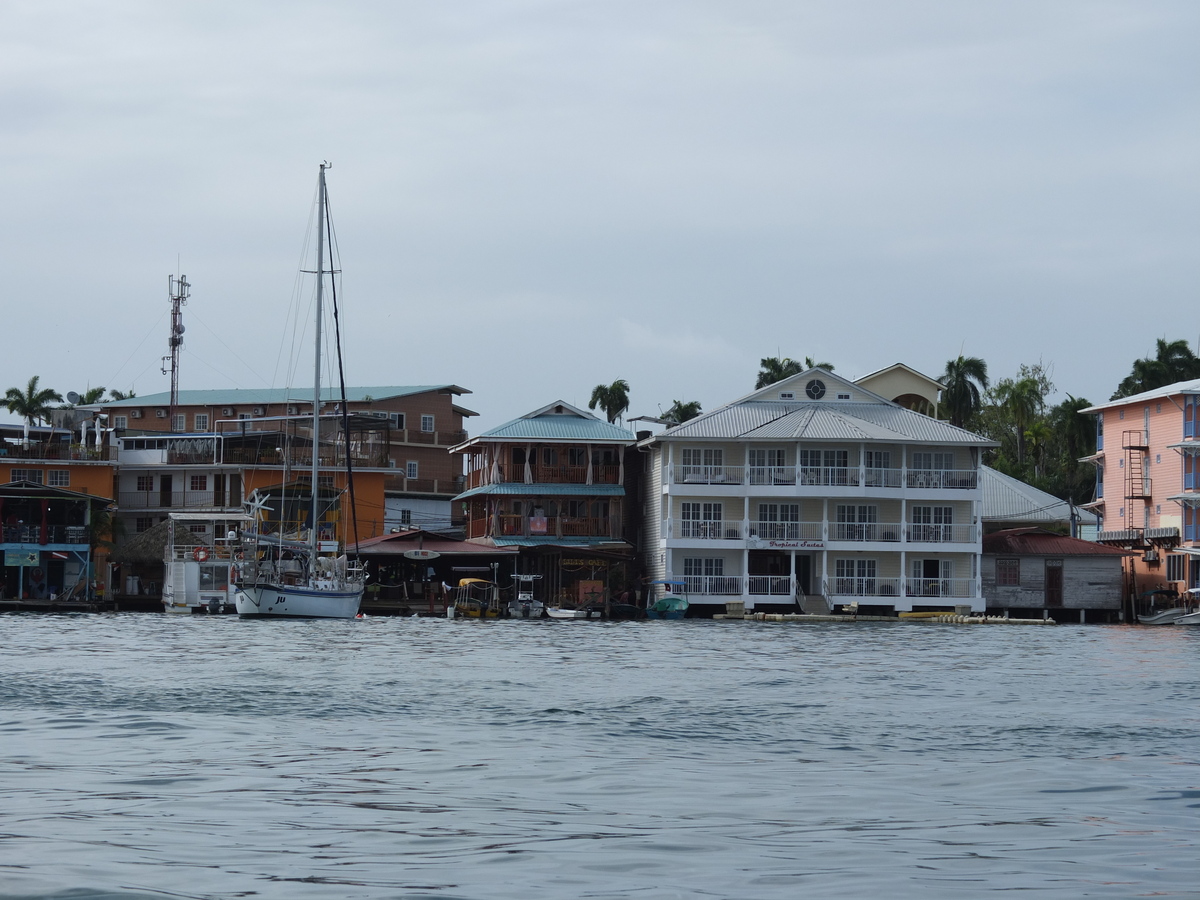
(662, 400), (702, 426)
(4, 376), (63, 444)
(804, 356), (834, 372)
(588, 380), (631, 424)
(76, 387), (107, 405)
(993, 376), (1043, 464)
(755, 357), (803, 389)
(938, 356), (989, 428)
(1111, 338), (1200, 399)
(109, 389), (136, 401)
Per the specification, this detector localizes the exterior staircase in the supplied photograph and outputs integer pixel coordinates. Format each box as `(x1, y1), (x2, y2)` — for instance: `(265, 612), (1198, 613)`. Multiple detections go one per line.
(798, 593), (831, 615)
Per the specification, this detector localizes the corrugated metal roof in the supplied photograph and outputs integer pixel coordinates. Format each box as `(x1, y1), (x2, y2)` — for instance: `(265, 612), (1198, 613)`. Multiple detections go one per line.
(454, 483), (626, 501)
(983, 528), (1132, 557)
(661, 401), (991, 446)
(490, 536), (632, 548)
(1082, 379), (1200, 413)
(981, 466), (1082, 525)
(99, 386), (467, 407)
(466, 402), (635, 444)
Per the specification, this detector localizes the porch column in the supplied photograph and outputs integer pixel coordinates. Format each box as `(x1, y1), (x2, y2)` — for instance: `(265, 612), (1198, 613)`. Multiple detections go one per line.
(525, 444), (533, 483)
(586, 444), (593, 485)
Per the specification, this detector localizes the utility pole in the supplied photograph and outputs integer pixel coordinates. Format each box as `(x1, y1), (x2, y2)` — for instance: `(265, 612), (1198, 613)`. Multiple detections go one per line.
(162, 274), (189, 430)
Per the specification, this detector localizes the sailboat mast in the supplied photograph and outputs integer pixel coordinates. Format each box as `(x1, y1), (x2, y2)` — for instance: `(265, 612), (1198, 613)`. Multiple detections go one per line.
(311, 164), (326, 558)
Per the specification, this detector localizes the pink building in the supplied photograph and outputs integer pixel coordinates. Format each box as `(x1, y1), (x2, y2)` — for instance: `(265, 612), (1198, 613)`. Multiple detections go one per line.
(1082, 380), (1200, 603)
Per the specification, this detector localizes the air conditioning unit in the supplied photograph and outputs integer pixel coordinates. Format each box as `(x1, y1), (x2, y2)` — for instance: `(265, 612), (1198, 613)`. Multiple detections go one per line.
(287, 405), (299, 416)
(253, 406), (266, 416)
(1144, 550), (1159, 562)
(222, 407), (235, 416)
(155, 409), (168, 418)
(129, 409), (143, 419)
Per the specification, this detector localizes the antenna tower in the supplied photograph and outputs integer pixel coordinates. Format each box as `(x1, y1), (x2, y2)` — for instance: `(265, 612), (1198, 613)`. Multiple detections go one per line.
(162, 274), (190, 426)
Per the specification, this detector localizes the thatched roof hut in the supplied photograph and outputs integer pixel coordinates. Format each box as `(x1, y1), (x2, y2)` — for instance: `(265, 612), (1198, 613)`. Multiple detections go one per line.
(109, 519), (204, 565)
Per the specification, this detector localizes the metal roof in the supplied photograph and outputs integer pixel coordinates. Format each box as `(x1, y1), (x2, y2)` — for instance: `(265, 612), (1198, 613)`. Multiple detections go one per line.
(98, 386), (470, 408)
(454, 483), (626, 501)
(657, 401), (992, 446)
(1081, 379), (1200, 414)
(983, 528), (1133, 557)
(455, 401), (635, 448)
(980, 466), (1086, 525)
(489, 536), (632, 548)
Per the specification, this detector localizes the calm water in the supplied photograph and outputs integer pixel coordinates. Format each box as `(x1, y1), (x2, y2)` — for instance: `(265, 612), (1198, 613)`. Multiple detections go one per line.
(0, 614), (1197, 900)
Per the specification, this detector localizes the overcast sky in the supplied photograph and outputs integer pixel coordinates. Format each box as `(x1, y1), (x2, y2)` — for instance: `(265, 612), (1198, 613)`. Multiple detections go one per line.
(3, 1), (1197, 432)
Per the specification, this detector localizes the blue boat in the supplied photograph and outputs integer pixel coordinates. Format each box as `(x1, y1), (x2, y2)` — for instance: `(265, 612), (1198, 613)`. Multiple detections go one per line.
(646, 580), (689, 620)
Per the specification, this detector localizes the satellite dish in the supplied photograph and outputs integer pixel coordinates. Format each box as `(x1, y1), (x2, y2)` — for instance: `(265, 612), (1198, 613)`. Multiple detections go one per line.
(66, 391), (80, 404)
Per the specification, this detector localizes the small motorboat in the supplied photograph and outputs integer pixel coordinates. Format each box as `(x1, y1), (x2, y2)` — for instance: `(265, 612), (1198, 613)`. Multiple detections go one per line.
(646, 580), (689, 620)
(507, 574), (544, 619)
(1176, 609), (1200, 626)
(449, 578), (501, 618)
(1137, 588), (1187, 625)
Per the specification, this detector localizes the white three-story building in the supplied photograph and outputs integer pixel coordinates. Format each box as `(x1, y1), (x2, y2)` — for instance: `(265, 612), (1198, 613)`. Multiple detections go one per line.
(639, 368), (995, 614)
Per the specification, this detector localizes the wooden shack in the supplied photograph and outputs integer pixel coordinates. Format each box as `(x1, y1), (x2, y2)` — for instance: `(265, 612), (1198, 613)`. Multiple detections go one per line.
(982, 527), (1132, 622)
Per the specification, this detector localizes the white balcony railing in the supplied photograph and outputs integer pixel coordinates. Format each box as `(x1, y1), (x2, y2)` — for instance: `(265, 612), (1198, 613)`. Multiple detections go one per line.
(831, 522), (903, 542)
(906, 469), (978, 490)
(682, 575), (744, 595)
(863, 467), (903, 488)
(904, 577), (976, 599)
(748, 575), (792, 595)
(906, 524), (976, 544)
(748, 521), (823, 541)
(827, 577), (904, 598)
(674, 519), (744, 540)
(748, 466), (796, 485)
(799, 466), (860, 487)
(677, 466), (744, 485)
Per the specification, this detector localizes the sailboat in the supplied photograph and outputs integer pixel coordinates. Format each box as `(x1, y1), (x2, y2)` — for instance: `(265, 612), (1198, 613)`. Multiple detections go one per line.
(234, 164), (366, 619)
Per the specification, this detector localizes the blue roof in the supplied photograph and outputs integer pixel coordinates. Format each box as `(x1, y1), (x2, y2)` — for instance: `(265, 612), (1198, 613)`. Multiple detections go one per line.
(99, 386), (468, 407)
(463, 400), (635, 445)
(454, 483), (626, 501)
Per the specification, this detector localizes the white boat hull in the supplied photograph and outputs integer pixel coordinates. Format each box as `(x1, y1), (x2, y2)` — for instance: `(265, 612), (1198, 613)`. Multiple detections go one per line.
(1138, 608), (1187, 625)
(546, 606), (599, 620)
(235, 583), (362, 619)
(1175, 610), (1200, 626)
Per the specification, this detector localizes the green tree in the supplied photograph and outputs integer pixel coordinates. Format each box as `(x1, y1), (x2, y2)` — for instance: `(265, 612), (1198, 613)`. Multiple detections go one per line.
(756, 357), (802, 389)
(4, 376), (63, 444)
(1111, 338), (1200, 399)
(109, 389), (136, 401)
(992, 376), (1045, 465)
(662, 400), (702, 425)
(938, 355), (989, 428)
(588, 379), (631, 424)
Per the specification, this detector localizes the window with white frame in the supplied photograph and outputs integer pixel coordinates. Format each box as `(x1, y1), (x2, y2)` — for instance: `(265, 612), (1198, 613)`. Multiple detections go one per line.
(390, 412), (405, 429)
(135, 517), (154, 533)
(911, 558), (953, 595)
(996, 558), (1020, 586)
(190, 474), (208, 492)
(194, 413), (209, 431)
(420, 415), (434, 433)
(835, 504), (877, 540)
(912, 451), (954, 471)
(11, 469), (43, 484)
(48, 470), (70, 487)
(681, 501), (722, 538)
(114, 415), (128, 430)
(681, 447), (724, 481)
(683, 557), (724, 592)
(834, 558), (877, 594)
(757, 503), (800, 539)
(136, 475), (153, 492)
(171, 414), (186, 433)
(910, 505), (953, 541)
(406, 461), (419, 479)
(399, 509), (412, 527)
(188, 523), (207, 535)
(748, 447), (786, 483)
